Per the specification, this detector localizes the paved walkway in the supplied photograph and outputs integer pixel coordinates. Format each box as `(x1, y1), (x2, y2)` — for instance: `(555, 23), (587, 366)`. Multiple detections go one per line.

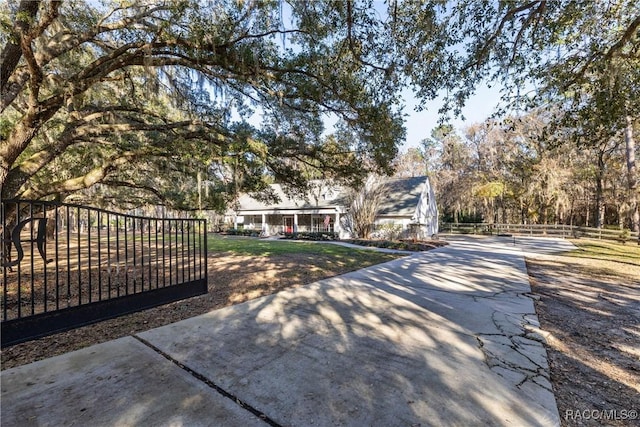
(1, 236), (575, 426)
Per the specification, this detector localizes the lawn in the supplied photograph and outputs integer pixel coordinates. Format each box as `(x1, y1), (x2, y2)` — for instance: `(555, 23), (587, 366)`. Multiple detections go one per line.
(566, 238), (640, 273)
(207, 233), (403, 264)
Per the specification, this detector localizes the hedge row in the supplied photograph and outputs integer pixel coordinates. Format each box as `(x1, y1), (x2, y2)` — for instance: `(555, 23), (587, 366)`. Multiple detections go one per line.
(343, 239), (447, 251)
(282, 232), (339, 241)
(224, 229), (261, 237)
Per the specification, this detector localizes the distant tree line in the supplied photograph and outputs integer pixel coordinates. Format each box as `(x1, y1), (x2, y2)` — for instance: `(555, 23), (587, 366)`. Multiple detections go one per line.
(393, 110), (638, 231)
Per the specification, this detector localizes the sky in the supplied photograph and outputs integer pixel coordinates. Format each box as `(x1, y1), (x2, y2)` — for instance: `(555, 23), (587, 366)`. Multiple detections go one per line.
(400, 82), (504, 150)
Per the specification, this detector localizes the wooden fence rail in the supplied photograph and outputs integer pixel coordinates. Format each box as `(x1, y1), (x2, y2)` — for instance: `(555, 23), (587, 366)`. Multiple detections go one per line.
(439, 223), (639, 243)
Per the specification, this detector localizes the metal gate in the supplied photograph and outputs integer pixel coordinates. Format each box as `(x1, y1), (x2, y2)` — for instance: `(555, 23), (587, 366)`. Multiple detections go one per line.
(1, 199), (208, 347)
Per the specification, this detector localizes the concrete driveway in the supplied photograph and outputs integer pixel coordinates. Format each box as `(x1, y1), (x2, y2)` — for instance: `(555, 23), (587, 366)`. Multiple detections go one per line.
(1, 236), (574, 426)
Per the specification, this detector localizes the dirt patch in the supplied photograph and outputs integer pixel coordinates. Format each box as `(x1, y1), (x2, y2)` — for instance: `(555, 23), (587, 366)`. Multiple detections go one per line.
(1, 251), (399, 370)
(527, 256), (640, 426)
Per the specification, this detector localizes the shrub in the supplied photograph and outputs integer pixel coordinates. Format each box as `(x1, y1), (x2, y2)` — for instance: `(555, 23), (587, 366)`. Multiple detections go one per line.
(371, 224), (403, 240)
(225, 229), (260, 237)
(282, 232), (339, 241)
(619, 228), (630, 244)
(343, 239), (447, 252)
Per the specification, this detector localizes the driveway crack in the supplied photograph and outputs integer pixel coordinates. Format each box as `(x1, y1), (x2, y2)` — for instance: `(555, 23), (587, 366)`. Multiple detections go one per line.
(133, 335), (281, 427)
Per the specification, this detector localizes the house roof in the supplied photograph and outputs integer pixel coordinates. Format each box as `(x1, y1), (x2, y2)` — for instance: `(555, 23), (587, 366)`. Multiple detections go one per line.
(377, 176), (426, 217)
(236, 183), (348, 211)
(234, 176), (429, 217)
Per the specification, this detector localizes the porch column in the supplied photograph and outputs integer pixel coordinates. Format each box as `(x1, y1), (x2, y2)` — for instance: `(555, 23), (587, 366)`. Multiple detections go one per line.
(261, 213), (266, 233)
(234, 215), (238, 230)
(335, 212), (340, 234)
(294, 213), (298, 232)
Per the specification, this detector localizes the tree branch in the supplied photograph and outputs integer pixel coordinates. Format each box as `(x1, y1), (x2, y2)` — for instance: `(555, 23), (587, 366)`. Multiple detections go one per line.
(0, 0), (39, 90)
(20, 151), (140, 200)
(465, 1), (542, 71)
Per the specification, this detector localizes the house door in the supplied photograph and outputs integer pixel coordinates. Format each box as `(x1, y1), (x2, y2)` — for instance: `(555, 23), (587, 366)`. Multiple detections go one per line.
(284, 216), (294, 233)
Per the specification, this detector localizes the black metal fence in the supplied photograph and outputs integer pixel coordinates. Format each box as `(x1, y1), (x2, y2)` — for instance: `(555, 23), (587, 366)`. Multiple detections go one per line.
(1, 199), (208, 347)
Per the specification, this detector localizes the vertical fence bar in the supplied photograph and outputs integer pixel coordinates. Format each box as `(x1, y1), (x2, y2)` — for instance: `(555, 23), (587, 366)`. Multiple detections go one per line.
(77, 207), (84, 305)
(2, 201), (7, 321)
(139, 217), (143, 291)
(187, 220), (191, 282)
(66, 205), (71, 307)
(175, 220), (180, 286)
(154, 219), (159, 289)
(196, 220), (200, 280)
(107, 212), (111, 299)
(194, 220), (198, 280)
(172, 218), (176, 285)
(77, 206), (82, 306)
(15, 202), (21, 319)
(29, 203), (35, 316)
(192, 220), (197, 281)
(200, 220), (205, 280)
(42, 203), (48, 313)
(140, 217), (144, 291)
(148, 218), (152, 289)
(97, 210), (102, 301)
(88, 208), (92, 303)
(168, 220), (173, 286)
(124, 216), (129, 295)
(144, 217), (148, 289)
(203, 219), (207, 283)
(132, 217), (137, 293)
(55, 206), (60, 311)
(168, 218), (172, 285)
(161, 219), (166, 288)
(195, 220), (198, 279)
(116, 215), (121, 297)
(181, 219), (185, 284)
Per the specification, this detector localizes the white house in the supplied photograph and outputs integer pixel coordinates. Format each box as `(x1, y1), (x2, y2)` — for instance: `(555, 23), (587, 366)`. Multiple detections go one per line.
(226, 176), (438, 239)
(374, 175), (439, 238)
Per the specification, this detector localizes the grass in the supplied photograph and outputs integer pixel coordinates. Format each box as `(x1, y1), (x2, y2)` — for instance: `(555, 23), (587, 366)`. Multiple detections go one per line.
(207, 233), (404, 264)
(568, 238), (640, 263)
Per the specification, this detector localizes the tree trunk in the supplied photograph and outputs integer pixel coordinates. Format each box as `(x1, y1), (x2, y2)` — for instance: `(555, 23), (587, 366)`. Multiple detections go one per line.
(585, 198), (590, 227)
(618, 204), (625, 229)
(570, 201), (574, 226)
(595, 151), (606, 229)
(624, 116), (639, 240)
(197, 171), (203, 212)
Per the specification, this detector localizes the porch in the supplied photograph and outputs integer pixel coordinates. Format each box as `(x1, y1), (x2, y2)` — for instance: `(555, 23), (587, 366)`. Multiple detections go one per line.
(232, 211), (343, 237)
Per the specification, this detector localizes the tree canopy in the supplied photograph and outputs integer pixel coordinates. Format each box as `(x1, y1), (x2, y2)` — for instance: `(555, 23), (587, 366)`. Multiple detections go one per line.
(1, 0), (405, 209)
(1, 0), (638, 219)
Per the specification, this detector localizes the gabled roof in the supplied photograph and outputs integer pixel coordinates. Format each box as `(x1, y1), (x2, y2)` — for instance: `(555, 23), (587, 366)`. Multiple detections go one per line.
(234, 176), (429, 216)
(377, 176), (426, 216)
(236, 183), (348, 211)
